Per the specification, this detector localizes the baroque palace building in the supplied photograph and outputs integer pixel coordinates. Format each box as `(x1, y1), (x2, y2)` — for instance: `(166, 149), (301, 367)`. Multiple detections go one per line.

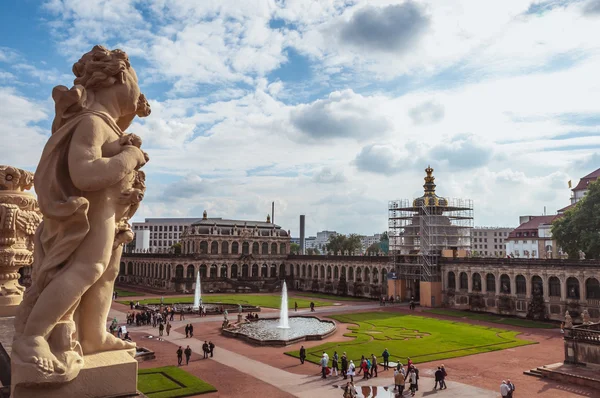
(119, 211), (391, 296)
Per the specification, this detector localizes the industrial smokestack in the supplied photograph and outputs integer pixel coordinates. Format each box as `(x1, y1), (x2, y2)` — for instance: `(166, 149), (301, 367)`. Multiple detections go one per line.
(272, 201), (275, 224)
(299, 215), (305, 255)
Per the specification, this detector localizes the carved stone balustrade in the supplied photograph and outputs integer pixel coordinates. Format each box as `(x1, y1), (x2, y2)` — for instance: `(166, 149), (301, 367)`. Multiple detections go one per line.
(0, 165), (41, 316)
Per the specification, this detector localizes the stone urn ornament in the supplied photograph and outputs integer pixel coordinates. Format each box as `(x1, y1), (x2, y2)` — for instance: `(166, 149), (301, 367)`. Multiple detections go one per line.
(0, 166), (42, 316)
(564, 311), (573, 329)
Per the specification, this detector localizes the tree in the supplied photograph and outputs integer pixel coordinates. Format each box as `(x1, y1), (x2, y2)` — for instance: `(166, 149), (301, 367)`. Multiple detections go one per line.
(290, 243), (300, 254)
(343, 234), (362, 254)
(366, 242), (382, 254)
(552, 179), (600, 259)
(171, 242), (182, 254)
(380, 231), (388, 242)
(379, 231), (389, 254)
(326, 234), (346, 254)
(306, 248), (320, 255)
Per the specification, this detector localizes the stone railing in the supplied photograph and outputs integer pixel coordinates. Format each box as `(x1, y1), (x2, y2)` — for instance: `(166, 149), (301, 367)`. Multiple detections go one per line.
(565, 323), (600, 345)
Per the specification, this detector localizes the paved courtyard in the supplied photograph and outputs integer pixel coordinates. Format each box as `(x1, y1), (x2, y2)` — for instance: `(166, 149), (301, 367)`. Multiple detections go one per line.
(110, 292), (597, 397)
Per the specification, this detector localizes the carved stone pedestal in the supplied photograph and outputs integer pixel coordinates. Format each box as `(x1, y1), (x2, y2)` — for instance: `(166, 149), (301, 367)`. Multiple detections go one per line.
(12, 349), (138, 398)
(0, 166), (41, 317)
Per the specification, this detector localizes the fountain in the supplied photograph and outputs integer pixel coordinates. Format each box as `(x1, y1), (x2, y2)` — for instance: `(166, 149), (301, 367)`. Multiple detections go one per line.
(278, 281), (290, 329)
(221, 280), (336, 346)
(193, 270), (202, 310)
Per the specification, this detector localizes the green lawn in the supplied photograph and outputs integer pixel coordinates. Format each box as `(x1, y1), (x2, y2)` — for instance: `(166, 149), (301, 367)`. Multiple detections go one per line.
(119, 294), (329, 309)
(115, 288), (145, 297)
(292, 292), (369, 302)
(425, 309), (557, 329)
(138, 366), (216, 398)
(285, 312), (535, 365)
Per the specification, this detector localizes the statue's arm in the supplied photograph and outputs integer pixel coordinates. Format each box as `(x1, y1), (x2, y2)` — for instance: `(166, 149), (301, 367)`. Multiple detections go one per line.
(68, 116), (146, 192)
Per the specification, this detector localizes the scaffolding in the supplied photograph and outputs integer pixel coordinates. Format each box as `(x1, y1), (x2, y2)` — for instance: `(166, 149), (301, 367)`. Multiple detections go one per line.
(388, 197), (473, 282)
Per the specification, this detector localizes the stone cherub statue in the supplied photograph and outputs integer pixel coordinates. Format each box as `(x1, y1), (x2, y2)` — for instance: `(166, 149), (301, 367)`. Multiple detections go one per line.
(564, 311), (573, 329)
(12, 45), (151, 387)
(582, 309), (591, 325)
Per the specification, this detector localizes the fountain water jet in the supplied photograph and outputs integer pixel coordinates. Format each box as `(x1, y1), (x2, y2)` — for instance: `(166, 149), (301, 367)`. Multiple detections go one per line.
(193, 270), (202, 310)
(278, 281), (290, 329)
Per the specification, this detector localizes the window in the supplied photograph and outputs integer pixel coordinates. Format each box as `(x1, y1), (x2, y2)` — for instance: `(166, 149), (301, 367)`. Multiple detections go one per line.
(486, 274), (496, 292)
(549, 277), (561, 297)
(484, 238), (487, 242)
(524, 232), (528, 237)
(179, 226), (183, 231)
(494, 232), (497, 236)
(586, 278), (600, 299)
(159, 226), (163, 231)
(516, 232), (521, 237)
(459, 272), (468, 290)
(500, 274), (511, 293)
(494, 238), (497, 243)
(447, 272), (456, 289)
(495, 245), (498, 249)
(516, 275), (526, 294)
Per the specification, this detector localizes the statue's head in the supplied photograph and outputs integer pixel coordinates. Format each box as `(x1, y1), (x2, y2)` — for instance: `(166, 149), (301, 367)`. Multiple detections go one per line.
(72, 45), (150, 120)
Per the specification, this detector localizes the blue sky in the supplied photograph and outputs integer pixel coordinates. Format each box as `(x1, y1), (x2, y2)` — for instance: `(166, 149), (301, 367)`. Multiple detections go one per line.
(1, 0), (600, 236)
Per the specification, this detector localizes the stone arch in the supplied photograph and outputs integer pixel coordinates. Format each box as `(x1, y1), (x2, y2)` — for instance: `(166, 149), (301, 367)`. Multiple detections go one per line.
(516, 275), (526, 295)
(222, 241), (229, 254)
(334, 266), (339, 280)
(302, 264), (307, 277)
(459, 272), (468, 290)
(295, 264), (299, 276)
(381, 268), (388, 286)
(486, 273), (496, 293)
(279, 263), (286, 278)
(270, 264), (277, 278)
(200, 264), (207, 278)
(341, 266), (347, 280)
(119, 262), (125, 275)
(447, 271), (456, 289)
(307, 265), (312, 278)
(271, 243), (278, 254)
(252, 242), (260, 255)
(531, 275), (543, 295)
(349, 266), (354, 281)
(261, 263), (268, 278)
(221, 264), (228, 278)
(200, 241), (208, 254)
(548, 276), (561, 297)
(242, 242), (249, 255)
(280, 243), (286, 254)
(372, 267), (379, 284)
(232, 242), (239, 254)
(231, 264), (238, 278)
(364, 267), (371, 284)
(567, 277), (580, 299)
(500, 274), (511, 294)
(211, 241), (219, 254)
(586, 277), (600, 299)
(176, 264), (184, 279)
(472, 272), (481, 291)
(210, 264), (218, 278)
(327, 265), (332, 279)
(186, 264), (195, 279)
(242, 264), (249, 278)
(356, 267), (362, 281)
(320, 265), (325, 279)
(262, 242), (269, 255)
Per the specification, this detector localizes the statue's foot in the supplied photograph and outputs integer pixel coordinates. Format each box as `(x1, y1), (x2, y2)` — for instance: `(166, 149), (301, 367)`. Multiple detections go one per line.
(13, 336), (66, 374)
(81, 332), (136, 355)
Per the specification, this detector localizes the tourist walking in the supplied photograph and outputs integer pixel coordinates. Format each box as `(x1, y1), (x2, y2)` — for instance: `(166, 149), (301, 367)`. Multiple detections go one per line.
(434, 367), (443, 390)
(408, 368), (417, 396)
(320, 354), (328, 379)
(347, 360), (356, 382)
(440, 365), (447, 389)
(158, 322), (164, 336)
(185, 324), (190, 338)
(500, 380), (510, 398)
(184, 345), (192, 365)
(299, 345), (306, 364)
(180, 310), (185, 321)
(411, 365), (420, 392)
(370, 354), (378, 377)
(382, 348), (390, 370)
(310, 302), (315, 312)
(394, 367), (405, 395)
(507, 379), (515, 398)
(209, 341), (215, 357)
(332, 351), (339, 376)
(189, 324), (194, 338)
(202, 341), (209, 359)
(343, 381), (357, 398)
(361, 359), (370, 380)
(295, 302), (298, 312)
(166, 322), (172, 336)
(341, 352), (348, 379)
(176, 346), (183, 366)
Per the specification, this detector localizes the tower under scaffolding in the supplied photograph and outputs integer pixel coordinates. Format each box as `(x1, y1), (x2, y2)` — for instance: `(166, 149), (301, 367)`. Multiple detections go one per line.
(388, 166), (473, 304)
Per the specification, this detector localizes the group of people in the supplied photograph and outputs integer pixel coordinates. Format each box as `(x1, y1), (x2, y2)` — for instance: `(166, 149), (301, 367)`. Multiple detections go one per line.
(184, 323), (195, 338)
(175, 341), (216, 365)
(245, 312), (260, 320)
(393, 360), (421, 397)
(500, 379), (516, 398)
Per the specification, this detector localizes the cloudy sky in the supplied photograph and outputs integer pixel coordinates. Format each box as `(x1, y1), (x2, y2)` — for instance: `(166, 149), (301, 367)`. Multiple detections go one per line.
(1, 0), (600, 237)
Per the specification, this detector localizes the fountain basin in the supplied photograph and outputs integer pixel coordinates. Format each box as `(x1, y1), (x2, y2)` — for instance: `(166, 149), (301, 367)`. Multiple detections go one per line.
(221, 316), (336, 347)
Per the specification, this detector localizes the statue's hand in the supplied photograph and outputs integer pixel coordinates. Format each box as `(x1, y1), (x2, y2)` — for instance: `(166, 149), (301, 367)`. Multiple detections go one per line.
(119, 133), (143, 148)
(122, 146), (149, 170)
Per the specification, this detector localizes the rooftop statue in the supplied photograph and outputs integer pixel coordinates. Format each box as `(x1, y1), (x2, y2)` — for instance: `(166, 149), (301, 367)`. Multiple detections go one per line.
(12, 45), (150, 387)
